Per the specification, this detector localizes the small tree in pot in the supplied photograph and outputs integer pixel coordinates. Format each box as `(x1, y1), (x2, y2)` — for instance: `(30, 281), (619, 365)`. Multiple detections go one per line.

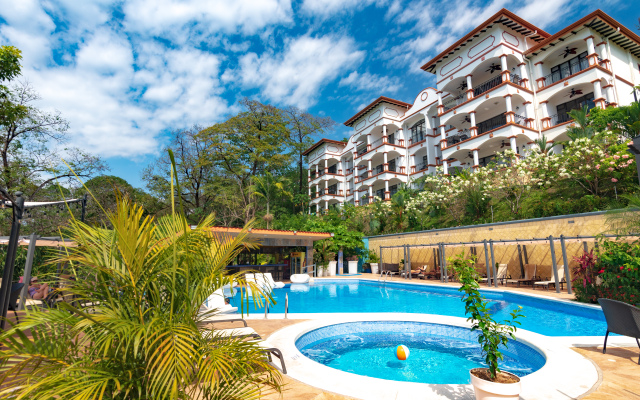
(449, 253), (524, 400)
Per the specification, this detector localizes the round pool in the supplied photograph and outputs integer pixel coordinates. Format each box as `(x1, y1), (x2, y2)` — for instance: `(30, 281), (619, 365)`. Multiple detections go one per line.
(295, 321), (546, 384)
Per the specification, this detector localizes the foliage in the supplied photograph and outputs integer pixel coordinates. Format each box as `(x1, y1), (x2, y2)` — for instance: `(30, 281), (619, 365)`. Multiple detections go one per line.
(450, 253), (523, 380)
(250, 171), (292, 229)
(0, 46), (22, 83)
(0, 193), (282, 399)
(566, 105), (595, 141)
(571, 249), (600, 303)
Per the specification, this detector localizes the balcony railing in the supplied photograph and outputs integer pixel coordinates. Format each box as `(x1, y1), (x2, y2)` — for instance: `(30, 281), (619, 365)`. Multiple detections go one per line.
(361, 197), (370, 205)
(544, 58), (588, 85)
(473, 75), (503, 97)
(327, 186), (337, 195)
(547, 99), (596, 128)
(446, 130), (471, 146)
(370, 138), (383, 149)
(442, 93), (466, 112)
(415, 162), (428, 172)
(358, 171), (368, 181)
(410, 133), (425, 144)
(356, 146), (368, 157)
(477, 114), (507, 135)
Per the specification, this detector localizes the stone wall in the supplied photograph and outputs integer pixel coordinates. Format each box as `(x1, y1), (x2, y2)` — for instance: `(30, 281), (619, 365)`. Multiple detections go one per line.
(367, 211), (612, 280)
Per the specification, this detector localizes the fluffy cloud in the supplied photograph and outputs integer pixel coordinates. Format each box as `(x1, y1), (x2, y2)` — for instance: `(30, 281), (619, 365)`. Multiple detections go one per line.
(301, 0), (382, 16)
(237, 35), (365, 108)
(339, 71), (402, 94)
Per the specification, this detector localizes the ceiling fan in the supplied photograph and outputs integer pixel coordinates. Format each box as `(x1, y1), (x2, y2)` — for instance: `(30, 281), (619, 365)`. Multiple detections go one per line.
(500, 140), (507, 148)
(561, 46), (577, 58)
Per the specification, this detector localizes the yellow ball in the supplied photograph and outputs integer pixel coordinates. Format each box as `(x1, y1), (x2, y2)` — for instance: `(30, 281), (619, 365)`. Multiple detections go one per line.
(396, 345), (410, 361)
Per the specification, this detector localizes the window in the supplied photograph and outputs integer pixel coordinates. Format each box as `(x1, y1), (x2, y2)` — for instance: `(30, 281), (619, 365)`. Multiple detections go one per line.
(410, 120), (425, 144)
(556, 92), (595, 124)
(327, 184), (337, 195)
(388, 159), (396, 172)
(389, 184), (398, 196)
(327, 164), (337, 174)
(387, 132), (395, 145)
(477, 113), (507, 135)
(550, 51), (588, 83)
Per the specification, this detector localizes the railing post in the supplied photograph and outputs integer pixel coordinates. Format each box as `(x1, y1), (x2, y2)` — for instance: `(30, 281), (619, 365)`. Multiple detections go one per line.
(483, 240), (491, 286)
(549, 235), (560, 293)
(18, 233), (38, 311)
(441, 244), (448, 283)
(560, 235), (572, 295)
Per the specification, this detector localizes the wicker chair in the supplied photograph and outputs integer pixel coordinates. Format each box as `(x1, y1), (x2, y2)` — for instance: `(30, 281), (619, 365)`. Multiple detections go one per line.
(597, 298), (640, 364)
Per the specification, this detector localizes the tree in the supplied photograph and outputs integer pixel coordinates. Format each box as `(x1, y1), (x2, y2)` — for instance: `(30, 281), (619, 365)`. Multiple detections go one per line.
(532, 134), (553, 154)
(250, 171), (292, 229)
(0, 81), (106, 198)
(143, 126), (218, 223)
(566, 105), (595, 141)
(283, 107), (335, 197)
(0, 197), (283, 399)
(198, 99), (291, 226)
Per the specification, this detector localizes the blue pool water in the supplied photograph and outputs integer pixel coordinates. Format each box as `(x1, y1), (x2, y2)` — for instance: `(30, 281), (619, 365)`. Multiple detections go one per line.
(231, 279), (607, 337)
(296, 321), (546, 384)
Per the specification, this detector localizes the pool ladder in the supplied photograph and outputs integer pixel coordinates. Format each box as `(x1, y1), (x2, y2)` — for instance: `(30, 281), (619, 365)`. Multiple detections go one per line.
(379, 271), (391, 282)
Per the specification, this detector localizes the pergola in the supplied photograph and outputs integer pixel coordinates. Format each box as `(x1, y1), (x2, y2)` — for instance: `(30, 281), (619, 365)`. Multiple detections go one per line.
(379, 234), (639, 294)
(0, 189), (86, 329)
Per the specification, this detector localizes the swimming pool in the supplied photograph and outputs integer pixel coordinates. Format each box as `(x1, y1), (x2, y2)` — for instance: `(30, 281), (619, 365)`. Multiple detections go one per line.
(232, 279), (607, 336)
(296, 321), (546, 384)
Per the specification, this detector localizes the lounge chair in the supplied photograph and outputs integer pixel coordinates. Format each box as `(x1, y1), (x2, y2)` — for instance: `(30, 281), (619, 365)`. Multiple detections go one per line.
(7, 283), (24, 322)
(202, 289), (238, 314)
(533, 265), (565, 290)
(480, 264), (508, 285)
(401, 266), (423, 279)
(597, 298), (640, 364)
(506, 264), (537, 287)
(290, 274), (310, 284)
(264, 273), (285, 289)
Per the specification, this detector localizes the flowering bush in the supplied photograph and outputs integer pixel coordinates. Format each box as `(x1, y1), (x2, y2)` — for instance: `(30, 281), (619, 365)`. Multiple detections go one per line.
(572, 240), (640, 305)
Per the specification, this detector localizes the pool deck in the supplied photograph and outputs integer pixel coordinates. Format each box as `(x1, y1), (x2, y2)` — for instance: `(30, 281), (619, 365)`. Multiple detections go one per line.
(208, 275), (640, 400)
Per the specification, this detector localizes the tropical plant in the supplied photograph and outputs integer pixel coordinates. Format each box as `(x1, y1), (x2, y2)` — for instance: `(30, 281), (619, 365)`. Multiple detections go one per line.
(450, 253), (523, 380)
(251, 171), (293, 229)
(0, 162), (283, 399)
(532, 134), (553, 154)
(566, 105), (596, 141)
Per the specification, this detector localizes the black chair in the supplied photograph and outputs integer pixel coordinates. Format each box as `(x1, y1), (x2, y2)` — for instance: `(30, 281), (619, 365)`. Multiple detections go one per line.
(598, 298), (640, 364)
(7, 282), (24, 323)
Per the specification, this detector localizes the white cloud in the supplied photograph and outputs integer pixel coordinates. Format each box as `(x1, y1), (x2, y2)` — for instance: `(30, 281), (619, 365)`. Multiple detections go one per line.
(123, 0), (293, 41)
(339, 71), (402, 94)
(514, 0), (574, 29)
(301, 0), (386, 17)
(237, 35), (365, 108)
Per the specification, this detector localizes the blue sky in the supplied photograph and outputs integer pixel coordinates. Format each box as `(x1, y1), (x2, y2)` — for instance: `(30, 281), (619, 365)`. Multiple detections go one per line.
(0, 0), (636, 189)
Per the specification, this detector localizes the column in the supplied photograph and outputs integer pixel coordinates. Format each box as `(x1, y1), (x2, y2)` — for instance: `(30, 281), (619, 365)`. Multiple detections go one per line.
(384, 180), (390, 200)
(518, 62), (529, 89)
(437, 91), (444, 114)
(585, 36), (597, 66)
(472, 149), (479, 169)
(308, 182), (311, 198)
(382, 125), (388, 143)
(465, 75), (474, 100)
(324, 181), (328, 195)
(411, 154), (416, 173)
(315, 183), (319, 198)
(315, 163), (318, 177)
(469, 111), (477, 136)
(443, 159), (449, 175)
(366, 134), (371, 150)
(316, 203), (319, 213)
(367, 160), (372, 177)
(368, 186), (373, 200)
(540, 101), (551, 129)
(534, 62), (545, 89)
(603, 84), (617, 106)
(523, 101), (534, 128)
(324, 159), (328, 174)
(440, 125), (447, 149)
(338, 181), (343, 196)
(397, 128), (404, 146)
(592, 79), (606, 108)
(597, 42), (608, 69)
(509, 136), (518, 155)
(383, 152), (388, 171)
(324, 201), (328, 211)
(500, 55), (510, 82)
(504, 95), (514, 123)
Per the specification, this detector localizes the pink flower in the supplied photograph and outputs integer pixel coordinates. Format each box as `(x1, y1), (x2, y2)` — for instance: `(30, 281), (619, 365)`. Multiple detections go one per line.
(613, 155), (620, 160)
(596, 165), (600, 169)
(610, 161), (615, 165)
(612, 178), (618, 182)
(608, 167), (614, 171)
(622, 154), (629, 159)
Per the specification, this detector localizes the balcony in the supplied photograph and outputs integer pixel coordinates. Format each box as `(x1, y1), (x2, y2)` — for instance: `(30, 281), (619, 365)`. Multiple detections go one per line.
(443, 93), (466, 112)
(544, 58), (589, 86)
(355, 146), (368, 157)
(446, 130), (471, 146)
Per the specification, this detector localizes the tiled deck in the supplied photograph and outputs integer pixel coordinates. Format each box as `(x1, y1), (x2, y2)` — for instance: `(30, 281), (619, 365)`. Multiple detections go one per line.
(207, 275), (640, 399)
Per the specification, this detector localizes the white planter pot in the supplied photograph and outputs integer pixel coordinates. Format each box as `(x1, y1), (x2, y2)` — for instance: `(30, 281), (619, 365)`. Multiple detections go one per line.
(316, 269), (323, 277)
(370, 263), (379, 274)
(328, 261), (337, 276)
(347, 260), (358, 275)
(470, 368), (521, 400)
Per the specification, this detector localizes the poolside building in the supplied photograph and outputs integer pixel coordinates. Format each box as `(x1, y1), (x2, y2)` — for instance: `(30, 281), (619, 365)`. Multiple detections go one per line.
(304, 8), (640, 213)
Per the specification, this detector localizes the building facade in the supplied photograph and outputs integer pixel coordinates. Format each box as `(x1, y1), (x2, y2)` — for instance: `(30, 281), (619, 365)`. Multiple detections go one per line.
(304, 9), (640, 213)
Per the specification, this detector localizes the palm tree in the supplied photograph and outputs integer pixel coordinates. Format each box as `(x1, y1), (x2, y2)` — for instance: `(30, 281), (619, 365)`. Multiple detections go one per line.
(0, 197), (282, 399)
(532, 134), (553, 154)
(566, 105), (596, 141)
(251, 171), (293, 229)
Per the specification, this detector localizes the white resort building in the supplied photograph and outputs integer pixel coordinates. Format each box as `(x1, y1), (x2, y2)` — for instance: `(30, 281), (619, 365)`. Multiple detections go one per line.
(304, 8), (640, 213)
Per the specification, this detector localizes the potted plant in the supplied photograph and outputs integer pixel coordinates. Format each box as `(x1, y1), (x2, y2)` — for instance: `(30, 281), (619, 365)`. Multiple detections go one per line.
(369, 250), (379, 274)
(346, 255), (358, 275)
(314, 240), (335, 278)
(450, 253), (523, 400)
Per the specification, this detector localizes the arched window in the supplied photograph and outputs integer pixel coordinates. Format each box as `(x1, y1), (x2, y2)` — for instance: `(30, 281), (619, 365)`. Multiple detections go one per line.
(410, 120), (425, 144)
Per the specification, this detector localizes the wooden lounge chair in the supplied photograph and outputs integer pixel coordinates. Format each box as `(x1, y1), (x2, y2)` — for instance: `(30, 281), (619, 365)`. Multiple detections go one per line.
(598, 298), (640, 364)
(533, 266), (565, 290)
(506, 264), (537, 287)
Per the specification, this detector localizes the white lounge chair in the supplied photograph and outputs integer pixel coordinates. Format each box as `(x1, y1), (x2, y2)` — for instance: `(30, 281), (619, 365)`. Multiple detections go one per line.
(290, 274), (310, 284)
(202, 289), (237, 314)
(480, 264), (508, 285)
(533, 265), (565, 290)
(264, 273), (285, 289)
(506, 264), (537, 287)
